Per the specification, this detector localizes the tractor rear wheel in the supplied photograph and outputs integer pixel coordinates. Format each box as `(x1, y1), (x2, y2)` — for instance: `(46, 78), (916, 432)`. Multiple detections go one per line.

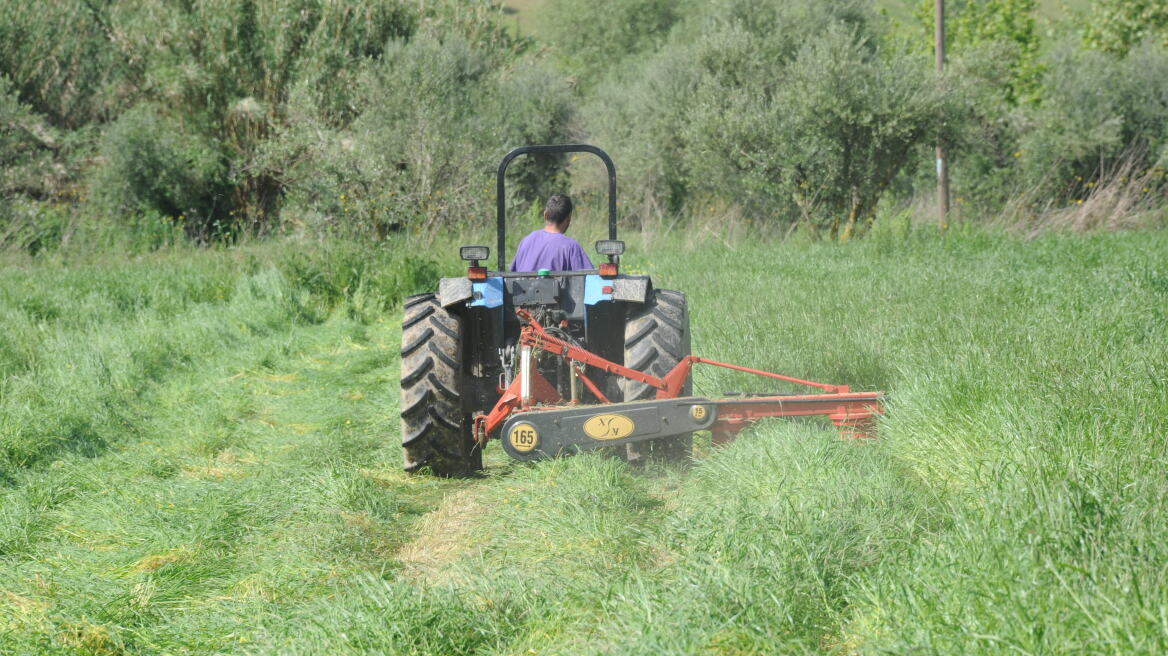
(621, 289), (692, 464)
(399, 293), (481, 476)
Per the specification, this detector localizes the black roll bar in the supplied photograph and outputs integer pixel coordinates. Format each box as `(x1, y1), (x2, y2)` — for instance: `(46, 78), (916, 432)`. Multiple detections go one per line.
(495, 144), (617, 271)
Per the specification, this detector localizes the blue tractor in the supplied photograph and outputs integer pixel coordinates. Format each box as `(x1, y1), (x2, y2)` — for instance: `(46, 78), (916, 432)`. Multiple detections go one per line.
(399, 145), (691, 475)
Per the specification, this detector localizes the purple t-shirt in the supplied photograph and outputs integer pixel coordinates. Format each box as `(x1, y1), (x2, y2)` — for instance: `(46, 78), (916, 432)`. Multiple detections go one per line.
(509, 230), (594, 272)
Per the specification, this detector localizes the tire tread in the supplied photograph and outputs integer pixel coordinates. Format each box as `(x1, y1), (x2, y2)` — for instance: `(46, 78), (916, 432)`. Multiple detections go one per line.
(399, 294), (477, 476)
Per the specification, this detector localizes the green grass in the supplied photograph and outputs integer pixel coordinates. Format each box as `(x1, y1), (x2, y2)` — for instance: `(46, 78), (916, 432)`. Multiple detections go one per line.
(1, 226), (1167, 653)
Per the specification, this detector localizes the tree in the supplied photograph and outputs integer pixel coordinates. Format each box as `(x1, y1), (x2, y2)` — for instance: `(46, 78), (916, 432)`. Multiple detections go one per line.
(1082, 0), (1168, 56)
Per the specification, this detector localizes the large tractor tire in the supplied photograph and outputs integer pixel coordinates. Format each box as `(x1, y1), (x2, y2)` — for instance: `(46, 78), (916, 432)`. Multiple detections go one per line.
(621, 289), (692, 464)
(400, 293), (481, 476)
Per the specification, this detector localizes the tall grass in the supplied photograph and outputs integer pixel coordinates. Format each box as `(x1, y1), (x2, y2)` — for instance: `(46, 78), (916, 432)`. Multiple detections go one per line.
(1, 226), (1166, 653)
(0, 241), (446, 483)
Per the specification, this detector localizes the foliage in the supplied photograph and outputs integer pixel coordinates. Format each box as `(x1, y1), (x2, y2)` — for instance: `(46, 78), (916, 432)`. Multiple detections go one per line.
(93, 105), (233, 242)
(2, 0), (1168, 248)
(0, 76), (57, 200)
(1082, 0), (1168, 55)
(0, 0), (569, 246)
(896, 1), (1168, 217)
(694, 27), (955, 237)
(265, 32), (572, 239)
(0, 75), (99, 252)
(587, 1), (956, 237)
(914, 0), (1042, 105)
(1015, 40), (1168, 204)
(538, 0), (683, 86)
(0, 2), (126, 128)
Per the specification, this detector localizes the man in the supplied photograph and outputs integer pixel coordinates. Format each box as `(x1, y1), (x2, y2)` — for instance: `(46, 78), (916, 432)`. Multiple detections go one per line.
(510, 193), (594, 272)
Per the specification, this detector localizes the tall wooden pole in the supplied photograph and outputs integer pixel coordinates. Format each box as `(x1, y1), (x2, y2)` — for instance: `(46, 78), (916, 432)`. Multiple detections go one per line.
(935, 0), (950, 226)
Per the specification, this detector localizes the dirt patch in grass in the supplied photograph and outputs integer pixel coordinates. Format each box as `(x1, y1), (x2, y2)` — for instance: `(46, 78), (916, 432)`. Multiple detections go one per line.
(180, 464), (243, 480)
(396, 488), (491, 584)
(1, 591), (51, 632)
(132, 547), (193, 572)
(58, 621), (122, 654)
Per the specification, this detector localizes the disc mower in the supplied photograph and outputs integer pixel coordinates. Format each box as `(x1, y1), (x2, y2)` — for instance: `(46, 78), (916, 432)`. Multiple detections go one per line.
(400, 144), (883, 476)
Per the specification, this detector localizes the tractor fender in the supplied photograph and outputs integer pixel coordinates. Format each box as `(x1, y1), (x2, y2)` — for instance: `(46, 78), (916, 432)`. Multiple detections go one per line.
(442, 276), (505, 309)
(611, 275), (651, 304)
(438, 277), (473, 308)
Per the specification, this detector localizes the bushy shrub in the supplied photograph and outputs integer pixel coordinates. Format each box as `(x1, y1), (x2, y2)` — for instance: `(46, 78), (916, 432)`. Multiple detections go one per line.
(4, 0), (1166, 246)
(0, 2), (125, 129)
(0, 77), (55, 199)
(582, 51), (696, 222)
(0, 74), (103, 251)
(913, 0), (1042, 105)
(538, 0), (683, 86)
(0, 0), (567, 247)
(586, 1), (869, 219)
(585, 0), (956, 237)
(93, 105), (232, 241)
(1015, 41), (1168, 202)
(1082, 0), (1168, 55)
(265, 32), (572, 238)
(892, 6), (1168, 218)
(887, 38), (1027, 215)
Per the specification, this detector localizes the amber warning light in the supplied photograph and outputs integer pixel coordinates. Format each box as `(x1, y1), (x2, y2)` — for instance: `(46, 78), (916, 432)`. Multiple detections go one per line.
(595, 240), (622, 278)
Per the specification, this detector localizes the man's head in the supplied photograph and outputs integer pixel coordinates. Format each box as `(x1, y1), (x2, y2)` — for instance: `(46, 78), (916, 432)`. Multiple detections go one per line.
(542, 193), (573, 233)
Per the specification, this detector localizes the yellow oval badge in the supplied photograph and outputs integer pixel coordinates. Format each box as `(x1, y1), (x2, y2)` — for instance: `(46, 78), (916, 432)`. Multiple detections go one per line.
(582, 414), (636, 440)
(507, 423), (539, 453)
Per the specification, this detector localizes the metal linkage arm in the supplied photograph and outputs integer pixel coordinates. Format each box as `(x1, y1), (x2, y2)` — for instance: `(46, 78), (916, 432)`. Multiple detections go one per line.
(474, 309), (885, 446)
(516, 309), (666, 392)
(657, 356), (848, 398)
(473, 365), (561, 444)
(517, 308), (855, 399)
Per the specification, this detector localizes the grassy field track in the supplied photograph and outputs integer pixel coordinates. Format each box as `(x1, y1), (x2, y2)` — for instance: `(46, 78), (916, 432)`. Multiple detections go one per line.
(2, 226), (1167, 654)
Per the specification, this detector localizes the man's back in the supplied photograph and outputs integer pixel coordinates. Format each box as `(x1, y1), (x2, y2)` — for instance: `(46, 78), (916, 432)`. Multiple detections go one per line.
(510, 229), (593, 272)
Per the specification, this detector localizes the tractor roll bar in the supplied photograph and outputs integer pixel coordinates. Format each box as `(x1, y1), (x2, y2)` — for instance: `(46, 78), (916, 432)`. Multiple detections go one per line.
(496, 144), (617, 271)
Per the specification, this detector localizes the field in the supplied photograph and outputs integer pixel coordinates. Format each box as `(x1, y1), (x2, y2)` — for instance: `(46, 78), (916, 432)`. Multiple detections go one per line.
(2, 225), (1166, 654)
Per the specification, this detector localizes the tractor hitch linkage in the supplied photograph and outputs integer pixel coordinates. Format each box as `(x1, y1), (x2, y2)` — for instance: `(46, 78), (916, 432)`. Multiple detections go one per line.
(473, 309), (885, 461)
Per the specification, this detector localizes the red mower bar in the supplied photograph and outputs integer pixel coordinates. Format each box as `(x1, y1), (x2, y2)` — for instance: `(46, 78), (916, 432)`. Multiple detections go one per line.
(472, 310), (885, 457)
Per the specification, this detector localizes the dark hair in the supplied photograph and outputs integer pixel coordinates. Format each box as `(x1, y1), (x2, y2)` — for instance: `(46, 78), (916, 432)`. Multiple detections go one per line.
(544, 193), (573, 225)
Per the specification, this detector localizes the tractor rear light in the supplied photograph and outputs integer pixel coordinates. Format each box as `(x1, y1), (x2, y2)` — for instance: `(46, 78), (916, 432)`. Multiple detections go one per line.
(463, 246), (489, 281)
(595, 240), (625, 256)
(602, 285), (614, 295)
(460, 245), (490, 262)
(599, 262), (618, 278)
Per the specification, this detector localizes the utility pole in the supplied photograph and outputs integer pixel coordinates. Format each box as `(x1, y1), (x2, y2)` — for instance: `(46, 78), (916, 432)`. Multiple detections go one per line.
(935, 0), (950, 227)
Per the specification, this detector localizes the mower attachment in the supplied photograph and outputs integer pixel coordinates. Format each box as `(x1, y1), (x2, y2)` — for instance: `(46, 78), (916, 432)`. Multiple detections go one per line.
(474, 309), (886, 461)
(501, 397), (718, 461)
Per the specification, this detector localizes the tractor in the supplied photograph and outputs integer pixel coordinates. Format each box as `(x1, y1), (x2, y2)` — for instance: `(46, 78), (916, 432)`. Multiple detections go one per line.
(400, 144), (691, 476)
(400, 144), (883, 477)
